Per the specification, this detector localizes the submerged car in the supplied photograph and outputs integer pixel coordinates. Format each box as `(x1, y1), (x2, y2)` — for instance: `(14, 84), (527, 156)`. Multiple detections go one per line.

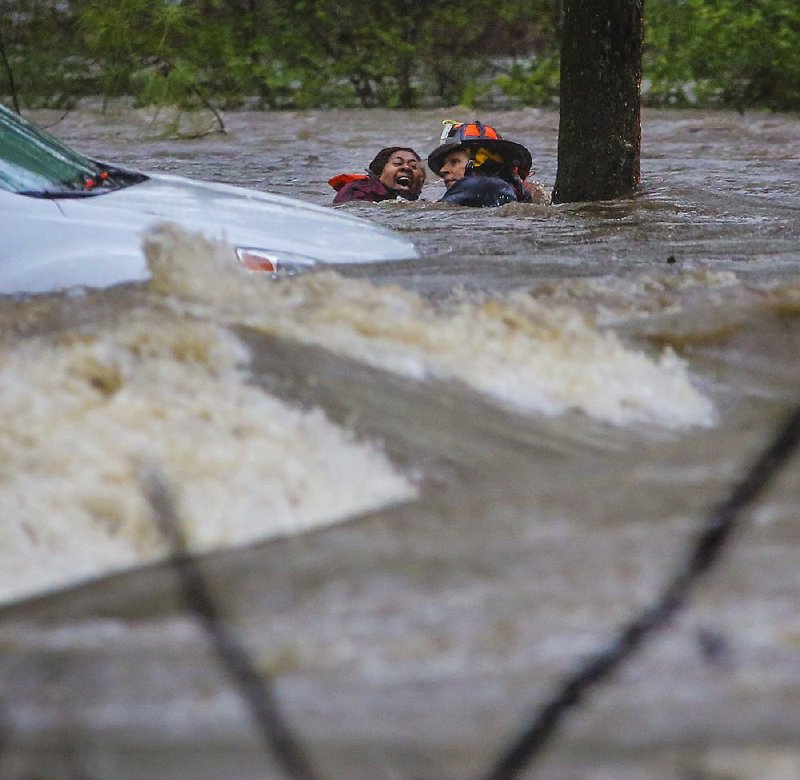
(0, 104), (418, 295)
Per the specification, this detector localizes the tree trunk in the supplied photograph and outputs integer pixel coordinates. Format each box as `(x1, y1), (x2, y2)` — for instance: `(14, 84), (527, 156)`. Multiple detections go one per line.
(552, 0), (643, 203)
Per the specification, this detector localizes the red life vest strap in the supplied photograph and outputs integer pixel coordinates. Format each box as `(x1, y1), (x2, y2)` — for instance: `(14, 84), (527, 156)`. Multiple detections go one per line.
(328, 173), (369, 191)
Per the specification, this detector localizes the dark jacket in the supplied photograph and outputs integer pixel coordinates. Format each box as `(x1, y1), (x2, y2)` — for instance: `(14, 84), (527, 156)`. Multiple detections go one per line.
(332, 173), (405, 204)
(440, 172), (532, 208)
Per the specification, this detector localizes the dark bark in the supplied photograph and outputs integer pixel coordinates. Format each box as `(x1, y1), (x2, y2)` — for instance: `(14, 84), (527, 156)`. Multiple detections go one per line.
(552, 0), (643, 203)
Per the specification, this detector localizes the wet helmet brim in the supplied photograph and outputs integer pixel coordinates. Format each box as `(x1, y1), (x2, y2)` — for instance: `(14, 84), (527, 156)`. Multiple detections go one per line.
(427, 138), (533, 178)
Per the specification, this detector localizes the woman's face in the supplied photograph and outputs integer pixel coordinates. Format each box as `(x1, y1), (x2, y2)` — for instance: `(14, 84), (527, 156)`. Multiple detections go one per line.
(379, 151), (425, 197)
(439, 149), (469, 189)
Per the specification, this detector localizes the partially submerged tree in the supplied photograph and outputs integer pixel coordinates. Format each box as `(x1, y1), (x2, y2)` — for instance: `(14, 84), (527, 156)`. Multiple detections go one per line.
(552, 0), (644, 203)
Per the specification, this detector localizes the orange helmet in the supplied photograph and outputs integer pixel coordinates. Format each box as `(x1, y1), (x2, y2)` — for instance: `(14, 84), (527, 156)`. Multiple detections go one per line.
(427, 120), (533, 179)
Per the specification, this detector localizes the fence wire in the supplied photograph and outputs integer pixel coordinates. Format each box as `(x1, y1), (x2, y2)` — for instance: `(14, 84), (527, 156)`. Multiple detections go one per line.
(10, 404), (797, 780)
(138, 404), (800, 780)
(480, 404), (800, 779)
(141, 469), (320, 780)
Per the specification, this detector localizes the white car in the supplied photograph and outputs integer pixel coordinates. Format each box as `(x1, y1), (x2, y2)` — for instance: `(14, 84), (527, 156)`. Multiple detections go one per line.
(0, 104), (418, 295)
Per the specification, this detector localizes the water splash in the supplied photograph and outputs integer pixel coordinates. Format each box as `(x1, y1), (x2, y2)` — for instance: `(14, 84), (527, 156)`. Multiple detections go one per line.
(146, 223), (715, 429)
(0, 311), (414, 603)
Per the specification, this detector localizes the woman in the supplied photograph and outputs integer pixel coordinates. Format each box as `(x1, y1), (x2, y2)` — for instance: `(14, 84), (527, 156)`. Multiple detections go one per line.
(427, 120), (547, 207)
(330, 147), (425, 204)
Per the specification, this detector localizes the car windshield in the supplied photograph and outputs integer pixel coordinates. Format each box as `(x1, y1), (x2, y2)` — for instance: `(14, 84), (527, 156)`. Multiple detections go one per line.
(0, 105), (142, 197)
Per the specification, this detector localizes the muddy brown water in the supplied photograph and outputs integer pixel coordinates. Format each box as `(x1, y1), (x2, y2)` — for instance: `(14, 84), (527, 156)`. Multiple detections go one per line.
(1, 105), (799, 780)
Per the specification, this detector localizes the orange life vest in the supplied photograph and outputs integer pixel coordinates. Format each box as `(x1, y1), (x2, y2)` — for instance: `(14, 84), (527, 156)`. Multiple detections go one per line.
(328, 173), (369, 192)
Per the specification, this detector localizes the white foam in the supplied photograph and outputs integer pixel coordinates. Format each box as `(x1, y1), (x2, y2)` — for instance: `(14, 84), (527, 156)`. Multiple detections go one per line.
(0, 314), (414, 603)
(0, 225), (718, 603)
(145, 223), (715, 429)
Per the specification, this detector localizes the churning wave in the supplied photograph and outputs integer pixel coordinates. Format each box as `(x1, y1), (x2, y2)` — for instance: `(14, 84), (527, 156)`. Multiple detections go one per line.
(146, 223), (714, 430)
(0, 309), (415, 603)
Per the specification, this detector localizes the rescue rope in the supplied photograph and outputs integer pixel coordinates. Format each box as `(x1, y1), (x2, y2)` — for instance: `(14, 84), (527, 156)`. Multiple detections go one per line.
(141, 469), (319, 780)
(480, 403), (800, 780)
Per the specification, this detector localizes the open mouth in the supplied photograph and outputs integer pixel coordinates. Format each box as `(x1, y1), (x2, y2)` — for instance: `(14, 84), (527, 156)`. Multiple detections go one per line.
(395, 174), (412, 188)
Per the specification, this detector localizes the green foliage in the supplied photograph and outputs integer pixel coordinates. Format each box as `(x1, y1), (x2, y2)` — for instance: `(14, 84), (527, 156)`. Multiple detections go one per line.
(2, 0), (798, 112)
(76, 0), (200, 98)
(495, 55), (561, 107)
(644, 0), (800, 110)
(0, 0), (83, 107)
(135, 61), (201, 110)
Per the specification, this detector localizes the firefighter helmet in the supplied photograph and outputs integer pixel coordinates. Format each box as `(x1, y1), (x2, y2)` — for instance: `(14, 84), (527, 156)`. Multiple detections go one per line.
(427, 120), (533, 179)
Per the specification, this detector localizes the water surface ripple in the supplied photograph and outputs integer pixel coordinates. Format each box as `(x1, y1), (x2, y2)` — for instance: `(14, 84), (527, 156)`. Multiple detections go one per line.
(1, 106), (799, 780)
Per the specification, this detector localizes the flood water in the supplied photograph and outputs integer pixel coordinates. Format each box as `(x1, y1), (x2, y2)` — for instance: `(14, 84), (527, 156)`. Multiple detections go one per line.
(1, 105), (800, 780)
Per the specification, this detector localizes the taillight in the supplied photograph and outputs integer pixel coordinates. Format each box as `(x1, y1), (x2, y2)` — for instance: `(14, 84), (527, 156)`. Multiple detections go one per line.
(235, 247), (317, 276)
(236, 248), (277, 272)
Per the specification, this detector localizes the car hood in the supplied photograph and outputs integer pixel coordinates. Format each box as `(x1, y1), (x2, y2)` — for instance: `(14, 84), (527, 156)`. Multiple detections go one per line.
(57, 172), (419, 264)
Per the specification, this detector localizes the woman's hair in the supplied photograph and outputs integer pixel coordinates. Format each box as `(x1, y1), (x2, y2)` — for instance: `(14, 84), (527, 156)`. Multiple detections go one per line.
(368, 146), (422, 176)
